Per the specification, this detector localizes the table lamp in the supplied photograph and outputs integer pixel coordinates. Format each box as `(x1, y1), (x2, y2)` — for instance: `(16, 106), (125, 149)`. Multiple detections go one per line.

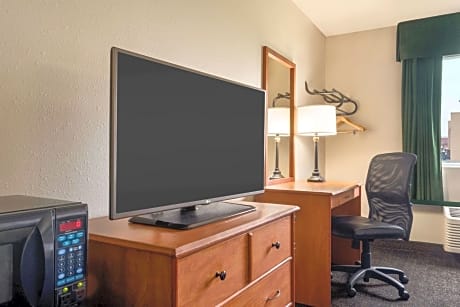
(297, 105), (336, 182)
(267, 107), (290, 179)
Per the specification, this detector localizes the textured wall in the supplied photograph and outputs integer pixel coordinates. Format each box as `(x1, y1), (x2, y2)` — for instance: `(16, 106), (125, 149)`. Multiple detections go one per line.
(0, 0), (325, 217)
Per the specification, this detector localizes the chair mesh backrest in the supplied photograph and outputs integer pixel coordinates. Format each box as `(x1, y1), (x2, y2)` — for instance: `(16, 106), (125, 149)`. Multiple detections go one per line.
(366, 152), (417, 240)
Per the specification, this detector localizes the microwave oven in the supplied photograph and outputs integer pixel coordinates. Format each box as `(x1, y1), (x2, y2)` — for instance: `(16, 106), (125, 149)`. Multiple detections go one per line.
(0, 195), (87, 307)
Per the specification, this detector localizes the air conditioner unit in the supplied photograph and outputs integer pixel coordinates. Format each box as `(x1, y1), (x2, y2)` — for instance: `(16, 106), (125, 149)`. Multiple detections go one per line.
(443, 206), (460, 254)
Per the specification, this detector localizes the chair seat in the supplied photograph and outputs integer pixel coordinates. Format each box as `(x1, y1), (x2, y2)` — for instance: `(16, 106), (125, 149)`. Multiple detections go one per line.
(332, 216), (405, 240)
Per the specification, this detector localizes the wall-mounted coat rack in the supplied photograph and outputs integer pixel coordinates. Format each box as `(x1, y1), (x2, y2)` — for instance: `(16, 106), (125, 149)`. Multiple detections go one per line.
(305, 81), (358, 116)
(305, 81), (366, 134)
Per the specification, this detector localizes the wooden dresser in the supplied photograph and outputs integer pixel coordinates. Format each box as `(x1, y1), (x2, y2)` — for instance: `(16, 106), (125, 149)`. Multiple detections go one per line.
(255, 181), (361, 307)
(87, 202), (299, 306)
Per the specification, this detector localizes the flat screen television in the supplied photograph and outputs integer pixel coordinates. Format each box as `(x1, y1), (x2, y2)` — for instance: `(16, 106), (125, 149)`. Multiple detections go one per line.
(109, 47), (266, 229)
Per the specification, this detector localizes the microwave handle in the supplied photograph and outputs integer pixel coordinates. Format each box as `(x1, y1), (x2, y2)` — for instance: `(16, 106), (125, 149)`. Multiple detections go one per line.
(20, 214), (55, 307)
(20, 226), (46, 306)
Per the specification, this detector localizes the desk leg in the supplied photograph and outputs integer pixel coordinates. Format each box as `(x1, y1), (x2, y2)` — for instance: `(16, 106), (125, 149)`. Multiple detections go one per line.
(331, 199), (361, 265)
(256, 192), (331, 307)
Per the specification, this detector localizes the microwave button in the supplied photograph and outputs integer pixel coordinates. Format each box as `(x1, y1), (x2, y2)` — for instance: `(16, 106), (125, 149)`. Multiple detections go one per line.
(58, 268), (65, 274)
(76, 268), (83, 274)
(58, 273), (65, 280)
(67, 271), (74, 276)
(71, 238), (80, 245)
(76, 231), (85, 238)
(58, 260), (65, 267)
(57, 280), (66, 287)
(66, 276), (75, 283)
(58, 255), (65, 261)
(67, 233), (76, 240)
(58, 249), (66, 255)
(57, 235), (67, 242)
(75, 273), (84, 280)
(62, 240), (71, 247)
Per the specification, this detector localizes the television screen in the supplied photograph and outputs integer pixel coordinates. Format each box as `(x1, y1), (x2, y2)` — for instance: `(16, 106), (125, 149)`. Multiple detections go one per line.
(110, 48), (265, 228)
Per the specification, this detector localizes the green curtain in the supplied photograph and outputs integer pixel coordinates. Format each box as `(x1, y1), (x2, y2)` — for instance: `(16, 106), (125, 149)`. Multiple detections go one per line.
(397, 13), (460, 61)
(398, 13), (460, 204)
(401, 57), (443, 201)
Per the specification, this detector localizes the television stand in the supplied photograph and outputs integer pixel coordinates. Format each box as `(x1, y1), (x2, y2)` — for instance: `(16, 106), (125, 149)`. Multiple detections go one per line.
(88, 202), (299, 306)
(128, 201), (255, 229)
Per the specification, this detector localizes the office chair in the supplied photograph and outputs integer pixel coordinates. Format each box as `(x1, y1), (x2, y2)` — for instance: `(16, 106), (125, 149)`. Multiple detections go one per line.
(331, 152), (417, 300)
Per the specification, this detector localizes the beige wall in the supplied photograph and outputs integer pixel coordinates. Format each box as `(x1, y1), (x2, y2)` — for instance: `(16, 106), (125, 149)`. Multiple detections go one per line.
(0, 0), (325, 217)
(2, 1), (441, 243)
(325, 27), (444, 243)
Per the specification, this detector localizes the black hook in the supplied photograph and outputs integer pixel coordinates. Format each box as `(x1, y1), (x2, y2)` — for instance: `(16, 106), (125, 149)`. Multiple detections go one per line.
(305, 81), (358, 115)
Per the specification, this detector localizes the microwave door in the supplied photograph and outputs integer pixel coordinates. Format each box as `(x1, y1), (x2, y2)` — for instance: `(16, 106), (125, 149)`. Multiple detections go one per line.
(0, 244), (13, 304)
(0, 209), (54, 307)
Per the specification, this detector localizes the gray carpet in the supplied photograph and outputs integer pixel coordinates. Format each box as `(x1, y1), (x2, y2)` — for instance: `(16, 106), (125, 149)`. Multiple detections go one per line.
(330, 240), (460, 306)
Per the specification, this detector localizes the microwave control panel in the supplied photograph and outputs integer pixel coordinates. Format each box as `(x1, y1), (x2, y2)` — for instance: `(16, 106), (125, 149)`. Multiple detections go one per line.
(55, 215), (87, 306)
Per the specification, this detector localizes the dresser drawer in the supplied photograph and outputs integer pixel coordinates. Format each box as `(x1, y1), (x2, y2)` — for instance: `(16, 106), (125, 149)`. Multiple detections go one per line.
(222, 260), (292, 307)
(176, 234), (249, 306)
(250, 216), (291, 279)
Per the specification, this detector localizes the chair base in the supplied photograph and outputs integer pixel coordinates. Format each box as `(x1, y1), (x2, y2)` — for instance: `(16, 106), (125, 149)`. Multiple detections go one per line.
(332, 264), (409, 299)
(331, 240), (410, 300)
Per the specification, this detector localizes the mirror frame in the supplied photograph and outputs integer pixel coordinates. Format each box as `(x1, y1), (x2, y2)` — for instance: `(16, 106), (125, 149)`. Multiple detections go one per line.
(262, 46), (296, 186)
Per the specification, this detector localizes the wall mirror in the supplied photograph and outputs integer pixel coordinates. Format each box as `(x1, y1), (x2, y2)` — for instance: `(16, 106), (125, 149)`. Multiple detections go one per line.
(262, 46), (295, 186)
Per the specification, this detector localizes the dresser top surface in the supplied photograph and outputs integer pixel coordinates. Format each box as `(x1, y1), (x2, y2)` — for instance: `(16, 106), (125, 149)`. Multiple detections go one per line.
(89, 201), (298, 257)
(264, 181), (360, 195)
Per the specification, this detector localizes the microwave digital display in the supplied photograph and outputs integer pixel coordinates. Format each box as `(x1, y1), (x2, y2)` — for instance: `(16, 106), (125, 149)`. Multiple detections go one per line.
(59, 219), (83, 233)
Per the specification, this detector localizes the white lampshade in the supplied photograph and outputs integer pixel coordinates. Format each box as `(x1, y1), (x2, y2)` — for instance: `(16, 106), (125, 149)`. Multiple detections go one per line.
(297, 105), (337, 136)
(267, 107), (290, 136)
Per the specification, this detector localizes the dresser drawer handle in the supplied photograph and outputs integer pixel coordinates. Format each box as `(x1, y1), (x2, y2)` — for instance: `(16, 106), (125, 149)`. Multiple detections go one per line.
(271, 241), (281, 249)
(266, 289), (281, 301)
(215, 271), (227, 281)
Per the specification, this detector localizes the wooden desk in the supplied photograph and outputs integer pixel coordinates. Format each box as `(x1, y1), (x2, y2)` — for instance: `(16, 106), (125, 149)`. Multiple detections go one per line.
(254, 181), (361, 307)
(87, 202), (299, 306)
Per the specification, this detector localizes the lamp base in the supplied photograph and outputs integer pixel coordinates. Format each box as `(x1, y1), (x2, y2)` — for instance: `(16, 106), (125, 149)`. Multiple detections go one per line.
(307, 135), (325, 182)
(269, 169), (285, 180)
(307, 174), (324, 182)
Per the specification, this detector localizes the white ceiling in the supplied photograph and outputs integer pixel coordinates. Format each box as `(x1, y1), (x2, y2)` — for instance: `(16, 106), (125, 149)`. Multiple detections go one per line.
(292, 0), (460, 36)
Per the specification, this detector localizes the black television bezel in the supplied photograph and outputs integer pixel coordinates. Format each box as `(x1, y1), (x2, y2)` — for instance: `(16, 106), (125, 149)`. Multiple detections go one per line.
(109, 47), (266, 220)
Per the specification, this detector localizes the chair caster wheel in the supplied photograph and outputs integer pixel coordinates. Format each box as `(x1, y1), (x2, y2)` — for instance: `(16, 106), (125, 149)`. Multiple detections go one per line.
(347, 287), (357, 297)
(399, 275), (409, 284)
(399, 290), (410, 300)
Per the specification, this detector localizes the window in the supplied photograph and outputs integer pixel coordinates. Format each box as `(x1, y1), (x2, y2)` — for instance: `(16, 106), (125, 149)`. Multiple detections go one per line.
(441, 55), (460, 202)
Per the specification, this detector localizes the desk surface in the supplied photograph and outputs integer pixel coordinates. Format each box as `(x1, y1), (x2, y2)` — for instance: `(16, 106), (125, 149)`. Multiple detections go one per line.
(265, 180), (360, 196)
